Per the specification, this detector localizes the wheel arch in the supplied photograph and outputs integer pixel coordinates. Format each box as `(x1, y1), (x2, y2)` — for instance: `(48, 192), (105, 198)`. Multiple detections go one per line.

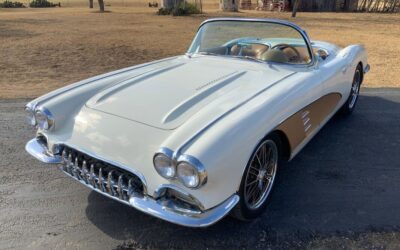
(357, 61), (364, 84)
(270, 130), (291, 162)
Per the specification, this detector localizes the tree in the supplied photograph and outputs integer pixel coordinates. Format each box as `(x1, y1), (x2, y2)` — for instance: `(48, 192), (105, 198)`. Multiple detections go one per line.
(291, 0), (300, 17)
(98, 0), (104, 11)
(89, 0), (93, 8)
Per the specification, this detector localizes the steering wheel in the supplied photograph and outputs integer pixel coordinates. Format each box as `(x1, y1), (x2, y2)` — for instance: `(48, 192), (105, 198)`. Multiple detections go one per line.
(271, 43), (301, 63)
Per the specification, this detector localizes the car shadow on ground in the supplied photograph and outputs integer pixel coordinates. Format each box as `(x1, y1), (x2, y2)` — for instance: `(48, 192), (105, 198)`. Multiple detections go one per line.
(85, 92), (400, 248)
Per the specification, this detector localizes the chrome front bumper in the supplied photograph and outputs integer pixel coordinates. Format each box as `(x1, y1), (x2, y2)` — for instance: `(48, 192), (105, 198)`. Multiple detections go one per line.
(25, 137), (62, 164)
(25, 138), (239, 227)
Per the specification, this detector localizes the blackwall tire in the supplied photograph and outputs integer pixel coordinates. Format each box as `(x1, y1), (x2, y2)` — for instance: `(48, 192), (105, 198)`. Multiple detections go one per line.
(231, 133), (282, 221)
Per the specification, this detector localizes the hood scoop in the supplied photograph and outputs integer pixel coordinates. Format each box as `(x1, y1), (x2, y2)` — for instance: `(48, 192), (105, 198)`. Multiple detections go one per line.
(162, 71), (246, 124)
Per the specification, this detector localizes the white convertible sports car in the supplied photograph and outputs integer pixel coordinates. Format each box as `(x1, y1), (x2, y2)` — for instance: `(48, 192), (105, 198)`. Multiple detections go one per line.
(25, 18), (369, 227)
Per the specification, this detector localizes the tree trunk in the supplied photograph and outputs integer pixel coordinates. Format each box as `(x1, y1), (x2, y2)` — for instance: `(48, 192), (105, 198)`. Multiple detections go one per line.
(390, 0), (399, 12)
(383, 0), (389, 11)
(373, 0), (381, 11)
(291, 0), (300, 17)
(366, 0), (374, 11)
(98, 0), (104, 11)
(359, 0), (367, 11)
(89, 0), (93, 8)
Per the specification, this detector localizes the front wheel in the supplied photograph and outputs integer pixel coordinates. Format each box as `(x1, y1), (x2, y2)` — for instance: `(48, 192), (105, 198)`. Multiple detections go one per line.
(339, 64), (363, 115)
(231, 134), (281, 221)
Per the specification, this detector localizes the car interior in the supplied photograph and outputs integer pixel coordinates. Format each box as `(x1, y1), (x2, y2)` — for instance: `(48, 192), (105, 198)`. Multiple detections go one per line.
(202, 41), (313, 64)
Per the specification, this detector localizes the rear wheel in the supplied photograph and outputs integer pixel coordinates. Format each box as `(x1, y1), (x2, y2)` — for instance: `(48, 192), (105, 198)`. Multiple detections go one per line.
(231, 134), (281, 220)
(340, 64), (363, 115)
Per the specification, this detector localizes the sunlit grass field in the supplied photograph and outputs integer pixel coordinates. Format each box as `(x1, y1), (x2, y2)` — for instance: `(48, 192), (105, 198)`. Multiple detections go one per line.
(1, 6), (399, 98)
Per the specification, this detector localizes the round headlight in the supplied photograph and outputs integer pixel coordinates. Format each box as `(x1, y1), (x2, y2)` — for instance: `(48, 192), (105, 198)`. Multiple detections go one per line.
(177, 162), (200, 188)
(25, 107), (36, 126)
(153, 153), (175, 179)
(35, 109), (54, 130)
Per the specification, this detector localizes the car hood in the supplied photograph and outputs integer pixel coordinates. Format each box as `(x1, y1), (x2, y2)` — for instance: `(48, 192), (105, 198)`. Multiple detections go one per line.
(86, 56), (295, 130)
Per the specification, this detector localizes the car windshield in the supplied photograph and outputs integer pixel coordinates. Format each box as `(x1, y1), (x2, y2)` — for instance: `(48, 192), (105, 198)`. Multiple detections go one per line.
(188, 20), (312, 65)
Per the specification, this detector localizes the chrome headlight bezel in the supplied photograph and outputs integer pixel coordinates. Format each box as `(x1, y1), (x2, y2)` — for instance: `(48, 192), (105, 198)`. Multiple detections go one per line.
(35, 107), (54, 130)
(176, 155), (207, 189)
(153, 148), (207, 189)
(25, 105), (37, 127)
(153, 148), (175, 179)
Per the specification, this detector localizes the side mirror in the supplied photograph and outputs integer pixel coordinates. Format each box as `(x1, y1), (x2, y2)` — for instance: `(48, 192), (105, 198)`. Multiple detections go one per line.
(316, 49), (329, 60)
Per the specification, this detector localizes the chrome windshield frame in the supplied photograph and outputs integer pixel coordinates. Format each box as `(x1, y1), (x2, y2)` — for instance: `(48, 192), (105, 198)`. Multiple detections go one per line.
(187, 18), (316, 67)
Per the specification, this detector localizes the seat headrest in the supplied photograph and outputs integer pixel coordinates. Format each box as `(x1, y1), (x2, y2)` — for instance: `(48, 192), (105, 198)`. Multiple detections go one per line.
(260, 49), (289, 63)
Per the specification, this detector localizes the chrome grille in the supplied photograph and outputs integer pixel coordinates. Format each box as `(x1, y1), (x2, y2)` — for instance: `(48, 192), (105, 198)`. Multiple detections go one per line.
(61, 146), (144, 200)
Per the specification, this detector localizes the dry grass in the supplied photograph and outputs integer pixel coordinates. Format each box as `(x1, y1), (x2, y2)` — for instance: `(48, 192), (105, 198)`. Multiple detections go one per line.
(0, 6), (399, 99)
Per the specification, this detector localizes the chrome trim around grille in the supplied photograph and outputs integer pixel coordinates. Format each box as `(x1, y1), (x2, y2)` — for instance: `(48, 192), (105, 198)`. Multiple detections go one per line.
(26, 138), (241, 227)
(61, 146), (145, 200)
(61, 142), (148, 195)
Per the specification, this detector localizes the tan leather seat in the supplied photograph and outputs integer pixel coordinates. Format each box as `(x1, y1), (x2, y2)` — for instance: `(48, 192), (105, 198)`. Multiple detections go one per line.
(230, 44), (269, 59)
(260, 49), (289, 63)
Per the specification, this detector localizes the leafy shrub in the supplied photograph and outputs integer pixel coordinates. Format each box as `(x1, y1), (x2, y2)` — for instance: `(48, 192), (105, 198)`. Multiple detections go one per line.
(0, 0), (25, 8)
(158, 1), (200, 16)
(29, 0), (58, 7)
(157, 7), (171, 15)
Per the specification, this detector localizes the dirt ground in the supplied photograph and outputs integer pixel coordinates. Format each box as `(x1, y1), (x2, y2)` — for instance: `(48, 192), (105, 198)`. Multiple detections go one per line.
(1, 7), (399, 99)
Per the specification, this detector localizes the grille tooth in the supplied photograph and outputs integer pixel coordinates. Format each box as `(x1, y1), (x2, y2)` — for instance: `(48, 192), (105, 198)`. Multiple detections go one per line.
(128, 177), (141, 197)
(61, 146), (145, 200)
(89, 163), (97, 188)
(72, 157), (81, 180)
(67, 154), (73, 175)
(117, 174), (127, 200)
(107, 170), (117, 196)
(98, 167), (105, 192)
(61, 150), (67, 171)
(62, 150), (67, 166)
(81, 160), (89, 184)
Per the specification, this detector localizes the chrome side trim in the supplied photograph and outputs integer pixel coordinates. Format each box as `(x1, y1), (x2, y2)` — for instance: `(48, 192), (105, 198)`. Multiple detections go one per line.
(25, 138), (62, 164)
(289, 101), (339, 160)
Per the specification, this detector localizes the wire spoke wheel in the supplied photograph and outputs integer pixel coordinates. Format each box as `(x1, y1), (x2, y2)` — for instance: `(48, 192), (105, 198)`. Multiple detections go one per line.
(349, 68), (361, 109)
(244, 140), (278, 210)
